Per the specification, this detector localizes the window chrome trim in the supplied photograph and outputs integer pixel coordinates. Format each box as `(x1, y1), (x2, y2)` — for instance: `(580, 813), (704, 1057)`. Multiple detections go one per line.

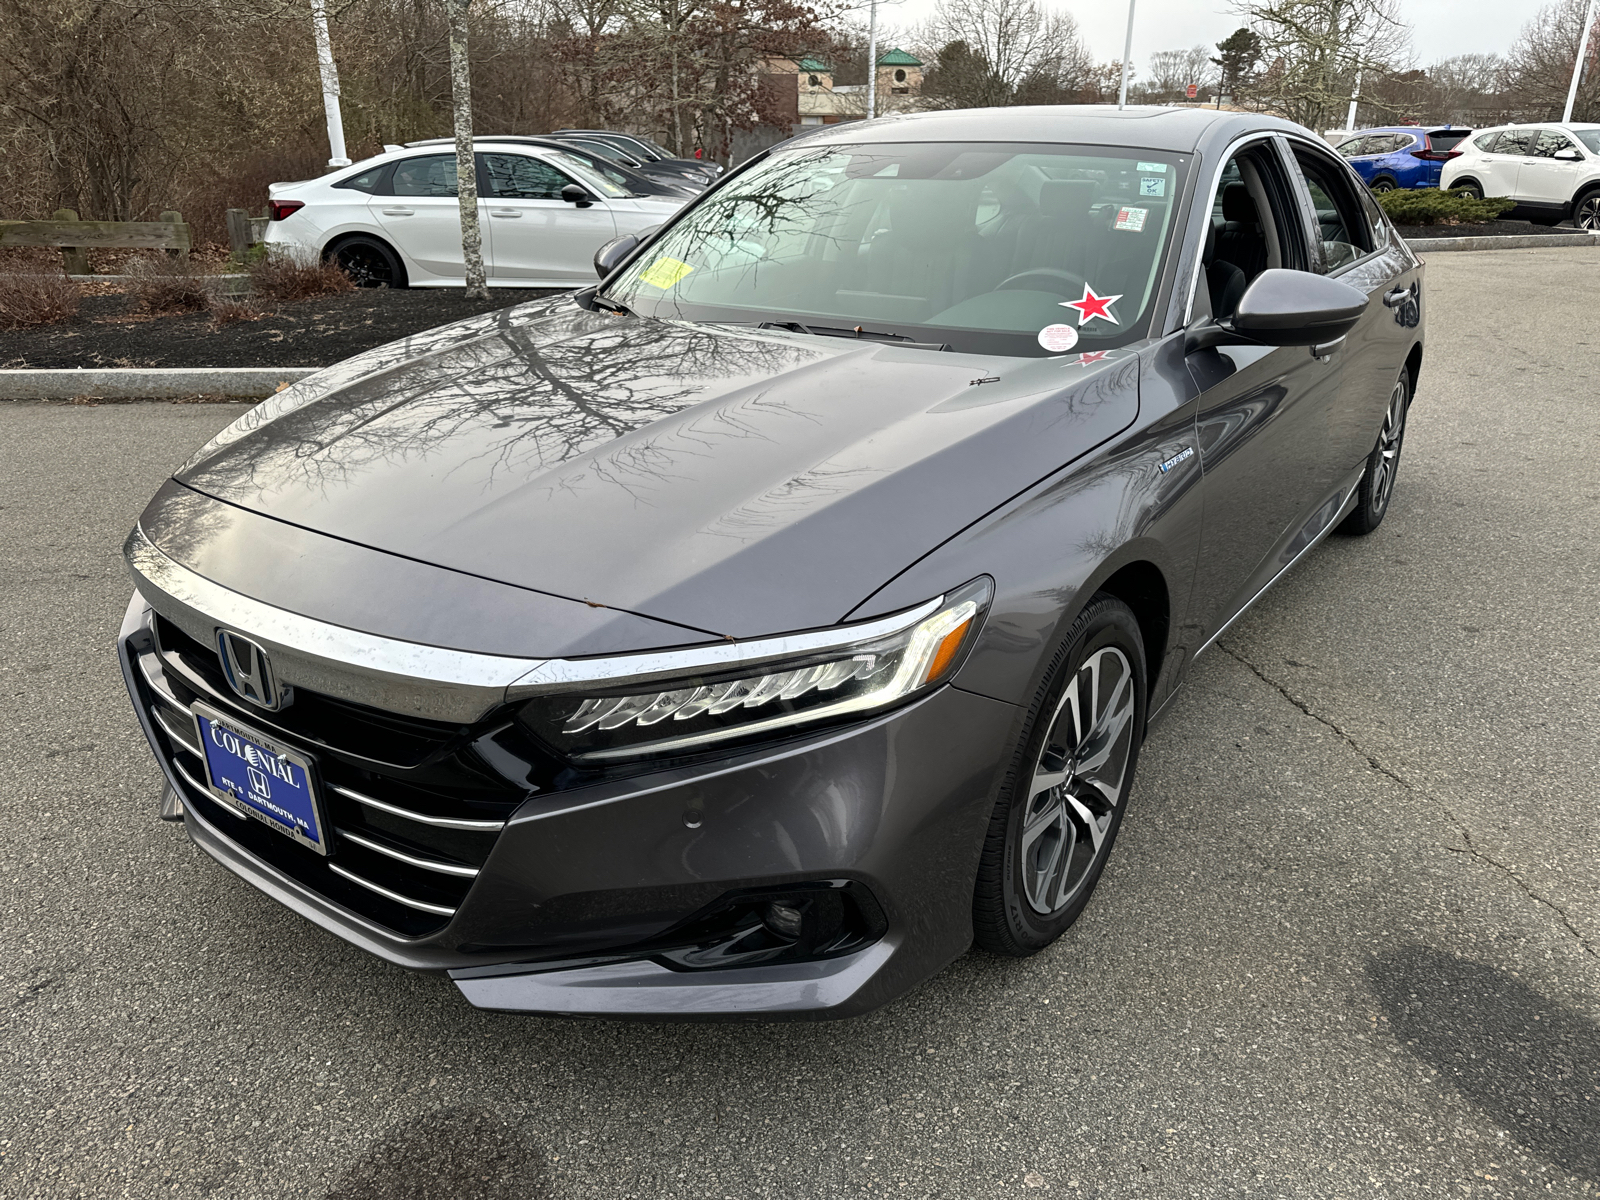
(330, 784), (506, 832)
(1181, 131), (1288, 328)
(125, 524), (547, 724)
(506, 596), (943, 700)
(328, 863), (458, 916)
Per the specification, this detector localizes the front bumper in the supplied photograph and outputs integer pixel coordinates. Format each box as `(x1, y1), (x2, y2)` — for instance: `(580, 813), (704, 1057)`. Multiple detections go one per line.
(120, 592), (1018, 1019)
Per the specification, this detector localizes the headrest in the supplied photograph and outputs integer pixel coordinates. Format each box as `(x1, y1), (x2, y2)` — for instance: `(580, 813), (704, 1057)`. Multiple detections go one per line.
(1037, 179), (1097, 218)
(1222, 182), (1259, 225)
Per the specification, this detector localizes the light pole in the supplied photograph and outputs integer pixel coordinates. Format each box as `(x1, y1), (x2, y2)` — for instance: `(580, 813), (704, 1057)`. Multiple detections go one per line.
(310, 0), (351, 167)
(1344, 60), (1362, 134)
(1116, 0), (1135, 109)
(1562, 0), (1598, 123)
(866, 0), (878, 120)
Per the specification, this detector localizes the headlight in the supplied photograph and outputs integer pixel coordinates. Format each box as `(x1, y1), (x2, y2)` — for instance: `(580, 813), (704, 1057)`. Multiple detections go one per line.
(515, 578), (991, 762)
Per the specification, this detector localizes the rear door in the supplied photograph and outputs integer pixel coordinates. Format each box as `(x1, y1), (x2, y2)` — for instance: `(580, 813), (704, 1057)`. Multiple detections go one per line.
(1284, 138), (1418, 482)
(479, 151), (617, 284)
(1185, 137), (1347, 641)
(1479, 128), (1534, 197)
(369, 153), (491, 282)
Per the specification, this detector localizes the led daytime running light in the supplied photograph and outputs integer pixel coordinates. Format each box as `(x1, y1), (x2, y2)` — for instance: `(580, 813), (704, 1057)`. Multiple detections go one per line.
(557, 597), (981, 760)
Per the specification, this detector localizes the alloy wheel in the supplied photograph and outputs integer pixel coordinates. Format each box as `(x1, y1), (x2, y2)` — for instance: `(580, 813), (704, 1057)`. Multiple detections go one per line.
(1577, 195), (1600, 231)
(1372, 179), (1396, 193)
(1370, 379), (1408, 517)
(335, 243), (395, 288)
(1019, 646), (1137, 915)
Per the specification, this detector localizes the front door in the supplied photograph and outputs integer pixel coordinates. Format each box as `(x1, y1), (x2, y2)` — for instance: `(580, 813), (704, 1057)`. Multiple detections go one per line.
(1186, 139), (1347, 641)
(1519, 129), (1586, 205)
(478, 152), (617, 284)
(369, 153), (492, 282)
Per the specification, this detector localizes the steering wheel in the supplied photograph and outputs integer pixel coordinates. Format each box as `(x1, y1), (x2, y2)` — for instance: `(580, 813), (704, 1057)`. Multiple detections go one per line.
(995, 267), (1087, 296)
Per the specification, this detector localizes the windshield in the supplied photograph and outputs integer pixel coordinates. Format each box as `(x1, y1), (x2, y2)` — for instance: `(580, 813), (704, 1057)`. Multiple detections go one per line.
(547, 150), (633, 198)
(1573, 129), (1600, 153)
(604, 141), (1188, 357)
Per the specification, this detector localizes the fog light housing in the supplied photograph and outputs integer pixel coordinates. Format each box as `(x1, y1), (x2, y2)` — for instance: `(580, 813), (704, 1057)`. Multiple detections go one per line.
(763, 901), (805, 939)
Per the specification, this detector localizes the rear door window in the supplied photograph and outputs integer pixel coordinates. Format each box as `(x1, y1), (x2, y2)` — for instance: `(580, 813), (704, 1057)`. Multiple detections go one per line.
(1289, 146), (1373, 272)
(388, 155), (460, 197)
(1495, 129), (1536, 156)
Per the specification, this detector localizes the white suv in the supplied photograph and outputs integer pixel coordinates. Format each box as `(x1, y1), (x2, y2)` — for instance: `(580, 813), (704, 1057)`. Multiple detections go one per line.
(263, 142), (688, 288)
(1440, 123), (1600, 229)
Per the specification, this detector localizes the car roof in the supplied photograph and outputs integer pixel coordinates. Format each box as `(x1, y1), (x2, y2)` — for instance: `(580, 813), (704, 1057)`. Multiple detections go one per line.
(784, 105), (1307, 155)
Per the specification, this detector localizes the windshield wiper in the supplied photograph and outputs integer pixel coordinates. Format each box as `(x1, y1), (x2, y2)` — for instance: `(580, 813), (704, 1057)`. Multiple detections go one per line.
(758, 320), (948, 351)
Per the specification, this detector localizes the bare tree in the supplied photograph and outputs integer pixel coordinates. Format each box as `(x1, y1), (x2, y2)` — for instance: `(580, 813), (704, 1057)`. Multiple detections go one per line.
(1501, 0), (1600, 121)
(1139, 45), (1216, 102)
(1232, 0), (1410, 129)
(917, 0), (1091, 108)
(444, 0), (487, 297)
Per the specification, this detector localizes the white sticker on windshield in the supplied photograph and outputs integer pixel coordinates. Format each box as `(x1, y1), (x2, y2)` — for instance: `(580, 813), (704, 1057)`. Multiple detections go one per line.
(1114, 206), (1148, 232)
(1037, 323), (1079, 353)
(1137, 162), (1168, 173)
(1139, 177), (1166, 198)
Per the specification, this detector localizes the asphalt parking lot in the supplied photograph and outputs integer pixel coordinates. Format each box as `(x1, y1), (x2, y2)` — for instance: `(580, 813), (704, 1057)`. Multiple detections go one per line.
(3, 247), (1598, 1200)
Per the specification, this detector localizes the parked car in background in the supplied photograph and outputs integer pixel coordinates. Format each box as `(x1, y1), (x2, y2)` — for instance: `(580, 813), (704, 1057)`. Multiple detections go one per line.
(263, 142), (686, 288)
(553, 136), (713, 191)
(1441, 123), (1600, 228)
(553, 130), (722, 185)
(405, 136), (698, 202)
(1334, 126), (1473, 191)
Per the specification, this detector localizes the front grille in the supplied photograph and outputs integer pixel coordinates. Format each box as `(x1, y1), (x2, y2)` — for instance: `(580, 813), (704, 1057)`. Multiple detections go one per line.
(130, 613), (561, 938)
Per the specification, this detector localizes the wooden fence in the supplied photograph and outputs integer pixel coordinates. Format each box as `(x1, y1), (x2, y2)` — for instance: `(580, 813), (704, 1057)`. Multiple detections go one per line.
(0, 209), (190, 273)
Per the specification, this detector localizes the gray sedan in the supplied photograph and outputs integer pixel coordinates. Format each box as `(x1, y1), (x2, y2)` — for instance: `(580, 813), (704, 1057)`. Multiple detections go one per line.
(118, 106), (1424, 1019)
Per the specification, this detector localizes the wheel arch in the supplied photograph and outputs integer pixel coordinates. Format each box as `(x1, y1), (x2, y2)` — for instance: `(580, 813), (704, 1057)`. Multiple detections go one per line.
(1403, 341), (1424, 400)
(1091, 559), (1170, 703)
(321, 229), (403, 261)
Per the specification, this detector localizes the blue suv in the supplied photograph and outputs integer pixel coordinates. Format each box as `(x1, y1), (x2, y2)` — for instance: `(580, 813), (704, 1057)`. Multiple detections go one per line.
(1334, 127), (1473, 191)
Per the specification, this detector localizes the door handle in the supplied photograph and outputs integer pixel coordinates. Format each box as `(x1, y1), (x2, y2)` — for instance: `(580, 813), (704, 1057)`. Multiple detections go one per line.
(1382, 287), (1410, 307)
(489, 208), (522, 218)
(1310, 336), (1345, 361)
(380, 207), (414, 216)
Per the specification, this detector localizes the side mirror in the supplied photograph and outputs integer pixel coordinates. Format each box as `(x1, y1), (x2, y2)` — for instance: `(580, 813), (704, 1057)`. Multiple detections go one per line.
(593, 233), (639, 278)
(1186, 269), (1368, 353)
(561, 183), (595, 208)
(1553, 147), (1583, 162)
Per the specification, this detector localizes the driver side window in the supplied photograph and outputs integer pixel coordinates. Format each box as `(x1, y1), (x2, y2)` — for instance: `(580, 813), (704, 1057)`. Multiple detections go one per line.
(1201, 149), (1285, 321)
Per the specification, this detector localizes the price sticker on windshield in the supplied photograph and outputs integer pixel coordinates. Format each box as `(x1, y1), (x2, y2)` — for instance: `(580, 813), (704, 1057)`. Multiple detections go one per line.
(638, 256), (695, 290)
(1114, 206), (1148, 232)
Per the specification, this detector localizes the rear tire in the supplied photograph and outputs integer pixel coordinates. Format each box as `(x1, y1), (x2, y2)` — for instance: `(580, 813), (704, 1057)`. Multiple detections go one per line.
(1338, 371), (1410, 536)
(326, 236), (407, 289)
(1449, 180), (1483, 200)
(973, 595), (1147, 957)
(1370, 176), (1398, 194)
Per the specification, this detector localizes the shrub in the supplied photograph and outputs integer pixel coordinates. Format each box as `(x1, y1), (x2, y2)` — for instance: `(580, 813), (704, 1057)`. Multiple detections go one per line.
(127, 255), (212, 314)
(249, 254), (355, 302)
(210, 298), (265, 328)
(1377, 188), (1518, 226)
(0, 271), (80, 329)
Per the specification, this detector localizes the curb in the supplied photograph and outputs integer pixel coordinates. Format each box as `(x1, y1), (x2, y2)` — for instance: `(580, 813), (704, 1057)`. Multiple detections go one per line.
(1403, 232), (1600, 252)
(0, 367), (319, 400)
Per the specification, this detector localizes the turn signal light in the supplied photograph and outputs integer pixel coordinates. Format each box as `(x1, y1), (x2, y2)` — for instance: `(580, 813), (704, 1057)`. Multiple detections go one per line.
(267, 200), (305, 221)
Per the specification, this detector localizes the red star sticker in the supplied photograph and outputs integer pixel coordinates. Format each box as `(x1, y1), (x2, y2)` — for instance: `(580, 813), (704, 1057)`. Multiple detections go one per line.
(1061, 284), (1123, 327)
(1073, 351), (1111, 367)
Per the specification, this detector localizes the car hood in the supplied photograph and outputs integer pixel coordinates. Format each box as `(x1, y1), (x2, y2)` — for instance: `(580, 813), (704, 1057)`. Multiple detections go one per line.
(177, 299), (1139, 638)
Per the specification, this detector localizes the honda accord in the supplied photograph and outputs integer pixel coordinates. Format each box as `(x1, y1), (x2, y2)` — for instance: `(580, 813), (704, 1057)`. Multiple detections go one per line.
(119, 106), (1424, 1019)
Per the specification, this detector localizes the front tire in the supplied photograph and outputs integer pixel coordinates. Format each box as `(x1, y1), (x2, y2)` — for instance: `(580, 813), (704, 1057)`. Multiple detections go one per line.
(973, 595), (1147, 956)
(1575, 189), (1600, 231)
(326, 236), (407, 289)
(1338, 371), (1410, 536)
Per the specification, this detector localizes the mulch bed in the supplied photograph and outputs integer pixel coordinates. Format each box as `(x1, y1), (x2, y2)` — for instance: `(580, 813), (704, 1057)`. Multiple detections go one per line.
(2, 287), (563, 369)
(1393, 219), (1583, 239)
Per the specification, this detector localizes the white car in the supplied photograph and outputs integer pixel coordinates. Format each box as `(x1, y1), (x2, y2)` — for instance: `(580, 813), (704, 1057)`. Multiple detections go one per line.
(263, 142), (688, 288)
(1440, 122), (1600, 230)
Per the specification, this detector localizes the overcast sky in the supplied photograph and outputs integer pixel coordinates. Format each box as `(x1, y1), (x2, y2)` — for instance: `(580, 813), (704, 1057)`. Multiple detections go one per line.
(867, 0), (1536, 68)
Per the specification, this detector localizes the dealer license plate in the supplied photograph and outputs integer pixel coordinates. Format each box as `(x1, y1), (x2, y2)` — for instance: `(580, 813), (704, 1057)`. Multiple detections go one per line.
(191, 701), (329, 855)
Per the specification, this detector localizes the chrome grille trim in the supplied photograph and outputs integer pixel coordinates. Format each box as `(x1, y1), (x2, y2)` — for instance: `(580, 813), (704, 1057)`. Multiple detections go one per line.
(335, 828), (480, 877)
(125, 525), (547, 724)
(328, 863), (458, 916)
(154, 704), (202, 756)
(137, 650), (187, 712)
(329, 783), (506, 832)
(171, 757), (245, 819)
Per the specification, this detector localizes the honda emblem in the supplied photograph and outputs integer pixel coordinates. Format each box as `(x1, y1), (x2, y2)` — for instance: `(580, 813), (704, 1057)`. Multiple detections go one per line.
(216, 631), (291, 710)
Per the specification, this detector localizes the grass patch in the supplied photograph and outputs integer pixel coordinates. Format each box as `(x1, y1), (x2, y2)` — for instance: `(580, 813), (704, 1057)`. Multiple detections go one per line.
(0, 271), (80, 328)
(1378, 188), (1518, 226)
